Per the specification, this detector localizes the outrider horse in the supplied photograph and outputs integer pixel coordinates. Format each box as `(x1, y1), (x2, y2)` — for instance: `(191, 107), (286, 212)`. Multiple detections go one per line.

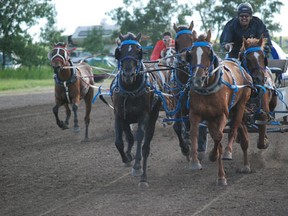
(111, 32), (165, 187)
(172, 21), (207, 161)
(239, 36), (278, 149)
(185, 30), (253, 185)
(49, 42), (94, 142)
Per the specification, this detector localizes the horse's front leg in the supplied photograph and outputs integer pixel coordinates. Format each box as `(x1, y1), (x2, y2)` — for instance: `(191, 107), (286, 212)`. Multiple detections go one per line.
(71, 103), (80, 133)
(189, 114), (202, 170)
(208, 117), (227, 186)
(123, 122), (135, 166)
(114, 116), (131, 165)
(53, 104), (69, 130)
(257, 94), (272, 149)
(173, 113), (191, 160)
(139, 103), (160, 188)
(132, 117), (147, 177)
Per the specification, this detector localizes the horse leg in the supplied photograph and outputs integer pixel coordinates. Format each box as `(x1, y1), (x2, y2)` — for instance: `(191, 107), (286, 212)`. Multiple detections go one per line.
(53, 104), (69, 129)
(138, 104), (160, 188)
(123, 122), (135, 166)
(197, 124), (208, 162)
(189, 114), (202, 170)
(207, 118), (227, 185)
(257, 94), (272, 149)
(114, 117), (132, 165)
(173, 114), (190, 160)
(63, 104), (71, 126)
(82, 89), (93, 142)
(237, 123), (251, 173)
(132, 117), (147, 177)
(71, 103), (80, 133)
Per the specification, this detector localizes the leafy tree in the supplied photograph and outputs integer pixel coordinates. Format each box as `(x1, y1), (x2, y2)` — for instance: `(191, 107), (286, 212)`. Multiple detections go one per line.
(107, 0), (192, 47)
(195, 0), (283, 42)
(82, 27), (105, 55)
(0, 0), (59, 68)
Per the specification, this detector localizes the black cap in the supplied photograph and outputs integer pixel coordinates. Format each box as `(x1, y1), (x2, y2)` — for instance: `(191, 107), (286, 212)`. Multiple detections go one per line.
(163, 32), (172, 37)
(237, 2), (253, 15)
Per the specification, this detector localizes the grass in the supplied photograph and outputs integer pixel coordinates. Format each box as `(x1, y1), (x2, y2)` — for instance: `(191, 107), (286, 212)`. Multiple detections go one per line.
(0, 64), (115, 92)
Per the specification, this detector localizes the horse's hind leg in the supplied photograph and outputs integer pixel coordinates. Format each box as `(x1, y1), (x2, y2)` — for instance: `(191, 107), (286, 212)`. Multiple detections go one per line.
(83, 89), (93, 142)
(72, 103), (80, 133)
(53, 104), (69, 129)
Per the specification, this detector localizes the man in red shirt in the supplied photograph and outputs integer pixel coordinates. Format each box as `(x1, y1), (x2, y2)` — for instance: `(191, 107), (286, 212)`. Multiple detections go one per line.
(150, 31), (175, 61)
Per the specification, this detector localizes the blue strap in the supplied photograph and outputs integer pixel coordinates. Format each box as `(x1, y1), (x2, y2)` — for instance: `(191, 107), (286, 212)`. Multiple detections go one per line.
(92, 85), (102, 104)
(175, 29), (192, 39)
(120, 40), (141, 48)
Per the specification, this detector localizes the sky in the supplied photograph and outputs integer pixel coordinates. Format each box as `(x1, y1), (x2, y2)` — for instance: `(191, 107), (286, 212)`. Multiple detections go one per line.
(32, 0), (288, 38)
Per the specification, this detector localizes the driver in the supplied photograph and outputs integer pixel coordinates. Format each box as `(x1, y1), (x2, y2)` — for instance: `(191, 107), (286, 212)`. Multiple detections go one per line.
(220, 2), (272, 58)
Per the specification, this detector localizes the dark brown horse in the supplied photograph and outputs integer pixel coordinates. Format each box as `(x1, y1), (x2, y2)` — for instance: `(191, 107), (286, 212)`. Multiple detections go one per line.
(49, 42), (94, 142)
(172, 21), (207, 161)
(111, 32), (163, 187)
(185, 30), (253, 185)
(239, 36), (278, 149)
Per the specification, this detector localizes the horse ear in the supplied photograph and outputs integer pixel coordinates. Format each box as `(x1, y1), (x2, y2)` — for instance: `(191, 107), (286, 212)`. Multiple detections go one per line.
(189, 20), (194, 31)
(192, 30), (197, 41)
(136, 33), (142, 42)
(173, 23), (178, 32)
(243, 37), (248, 49)
(206, 30), (211, 42)
(119, 33), (124, 41)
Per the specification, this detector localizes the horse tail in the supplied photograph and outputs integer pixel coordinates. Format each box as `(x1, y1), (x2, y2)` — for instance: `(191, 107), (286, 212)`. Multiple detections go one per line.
(93, 73), (110, 83)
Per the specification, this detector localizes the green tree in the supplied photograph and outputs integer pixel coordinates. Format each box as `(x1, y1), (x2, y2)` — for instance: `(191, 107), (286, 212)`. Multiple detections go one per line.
(107, 0), (192, 47)
(195, 0), (283, 42)
(0, 0), (59, 68)
(82, 27), (105, 55)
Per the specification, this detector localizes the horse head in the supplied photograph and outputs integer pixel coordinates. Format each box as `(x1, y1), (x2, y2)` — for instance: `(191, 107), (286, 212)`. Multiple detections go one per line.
(173, 21), (194, 63)
(161, 47), (176, 66)
(114, 32), (142, 85)
(239, 35), (268, 85)
(48, 42), (71, 73)
(185, 30), (218, 88)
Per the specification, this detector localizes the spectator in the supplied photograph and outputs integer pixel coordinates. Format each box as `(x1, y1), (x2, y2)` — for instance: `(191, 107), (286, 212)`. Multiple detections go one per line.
(220, 2), (272, 58)
(150, 31), (175, 61)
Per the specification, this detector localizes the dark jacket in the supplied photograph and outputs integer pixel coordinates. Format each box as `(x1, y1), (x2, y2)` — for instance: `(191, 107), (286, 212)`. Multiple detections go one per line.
(220, 16), (272, 58)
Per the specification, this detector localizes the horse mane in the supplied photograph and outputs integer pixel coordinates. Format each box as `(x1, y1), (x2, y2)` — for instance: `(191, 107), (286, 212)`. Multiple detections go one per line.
(54, 42), (66, 48)
(120, 32), (138, 41)
(240, 37), (267, 52)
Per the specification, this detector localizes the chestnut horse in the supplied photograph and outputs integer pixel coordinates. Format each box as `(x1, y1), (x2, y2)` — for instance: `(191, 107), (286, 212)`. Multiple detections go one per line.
(185, 30), (253, 185)
(49, 42), (94, 142)
(239, 36), (278, 149)
(111, 32), (164, 187)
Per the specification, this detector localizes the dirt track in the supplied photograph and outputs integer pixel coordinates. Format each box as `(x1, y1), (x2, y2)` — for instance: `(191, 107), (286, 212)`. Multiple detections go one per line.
(1, 88), (288, 216)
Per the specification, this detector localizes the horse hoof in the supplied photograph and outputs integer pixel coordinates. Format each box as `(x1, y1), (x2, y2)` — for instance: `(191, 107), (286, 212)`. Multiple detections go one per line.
(222, 149), (232, 160)
(189, 161), (202, 170)
(81, 137), (90, 143)
(124, 161), (132, 167)
(132, 168), (142, 177)
(257, 143), (269, 149)
(197, 151), (206, 162)
(209, 151), (218, 162)
(73, 126), (80, 133)
(138, 181), (149, 189)
(216, 178), (228, 186)
(236, 165), (252, 173)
